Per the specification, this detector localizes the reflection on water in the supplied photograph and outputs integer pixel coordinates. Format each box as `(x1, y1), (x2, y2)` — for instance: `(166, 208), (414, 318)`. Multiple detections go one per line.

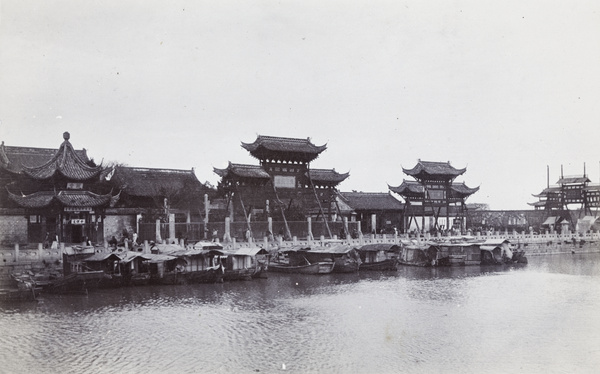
(1, 253), (599, 374)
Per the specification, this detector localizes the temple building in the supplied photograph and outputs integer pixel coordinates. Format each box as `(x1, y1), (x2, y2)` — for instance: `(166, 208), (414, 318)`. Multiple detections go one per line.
(0, 132), (215, 247)
(106, 166), (215, 239)
(0, 132), (118, 245)
(389, 160), (479, 233)
(214, 135), (349, 236)
(337, 191), (404, 234)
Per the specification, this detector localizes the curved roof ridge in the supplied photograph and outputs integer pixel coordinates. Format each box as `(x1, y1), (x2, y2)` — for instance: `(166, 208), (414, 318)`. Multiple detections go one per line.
(21, 132), (102, 180)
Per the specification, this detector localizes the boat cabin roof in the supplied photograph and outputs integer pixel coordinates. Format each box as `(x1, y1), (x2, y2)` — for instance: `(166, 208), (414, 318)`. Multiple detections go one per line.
(226, 247), (269, 256)
(82, 253), (121, 263)
(358, 243), (400, 252)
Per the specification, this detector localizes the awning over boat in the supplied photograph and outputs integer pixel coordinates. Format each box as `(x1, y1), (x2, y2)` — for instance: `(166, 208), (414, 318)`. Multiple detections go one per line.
(193, 241), (224, 250)
(304, 244), (357, 254)
(357, 243), (400, 252)
(146, 254), (178, 263)
(480, 245), (501, 252)
(82, 253), (121, 262)
(479, 239), (511, 246)
(119, 252), (152, 263)
(228, 247), (269, 256)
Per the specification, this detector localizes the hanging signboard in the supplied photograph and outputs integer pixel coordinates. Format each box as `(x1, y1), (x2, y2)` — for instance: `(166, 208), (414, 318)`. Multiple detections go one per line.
(71, 219), (86, 225)
(274, 175), (296, 189)
(67, 183), (84, 189)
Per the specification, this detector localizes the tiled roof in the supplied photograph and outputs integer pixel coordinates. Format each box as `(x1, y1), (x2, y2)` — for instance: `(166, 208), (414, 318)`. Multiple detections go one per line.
(557, 176), (590, 184)
(340, 192), (404, 211)
(241, 135), (327, 162)
(449, 182), (479, 197)
(527, 200), (547, 207)
(532, 186), (561, 198)
(402, 160), (466, 179)
(390, 180), (478, 199)
(7, 190), (118, 208)
(307, 168), (349, 184)
(18, 132), (102, 180)
(0, 140), (91, 175)
(389, 180), (424, 197)
(213, 162), (271, 179)
(110, 166), (206, 197)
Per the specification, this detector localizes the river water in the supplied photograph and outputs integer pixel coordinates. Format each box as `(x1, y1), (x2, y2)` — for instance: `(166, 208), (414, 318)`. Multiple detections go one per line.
(1, 253), (599, 374)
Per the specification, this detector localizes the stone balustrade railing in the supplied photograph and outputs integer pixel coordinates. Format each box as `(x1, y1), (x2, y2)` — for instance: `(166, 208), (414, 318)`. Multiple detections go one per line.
(1, 230), (598, 264)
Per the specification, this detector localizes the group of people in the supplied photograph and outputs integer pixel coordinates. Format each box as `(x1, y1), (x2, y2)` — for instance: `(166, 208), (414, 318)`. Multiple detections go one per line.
(108, 230), (139, 250)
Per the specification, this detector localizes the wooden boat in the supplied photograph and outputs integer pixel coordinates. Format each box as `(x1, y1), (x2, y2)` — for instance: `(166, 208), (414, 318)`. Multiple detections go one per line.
(293, 244), (361, 273)
(118, 252), (152, 286)
(163, 248), (225, 284)
(82, 253), (124, 288)
(357, 244), (399, 271)
(44, 270), (106, 294)
(269, 249), (335, 274)
(0, 274), (40, 302)
(397, 243), (434, 267)
(220, 247), (269, 281)
(479, 239), (528, 265)
(269, 260), (335, 274)
(43, 252), (109, 293)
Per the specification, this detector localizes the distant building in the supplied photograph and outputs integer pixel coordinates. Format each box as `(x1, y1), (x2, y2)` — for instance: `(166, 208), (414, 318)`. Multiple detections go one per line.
(528, 165), (600, 232)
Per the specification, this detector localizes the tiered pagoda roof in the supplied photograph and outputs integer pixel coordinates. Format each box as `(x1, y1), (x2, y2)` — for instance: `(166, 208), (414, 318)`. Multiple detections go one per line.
(402, 160), (466, 181)
(0, 140), (90, 175)
(7, 189), (119, 209)
(110, 166), (207, 197)
(213, 163), (271, 180)
(389, 180), (424, 199)
(241, 135), (327, 163)
(389, 180), (479, 200)
(12, 132), (102, 181)
(307, 168), (349, 185)
(531, 186), (562, 199)
(448, 182), (480, 198)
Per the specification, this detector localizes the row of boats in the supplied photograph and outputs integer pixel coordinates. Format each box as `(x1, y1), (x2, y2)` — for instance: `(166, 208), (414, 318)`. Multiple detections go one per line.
(6, 237), (527, 299)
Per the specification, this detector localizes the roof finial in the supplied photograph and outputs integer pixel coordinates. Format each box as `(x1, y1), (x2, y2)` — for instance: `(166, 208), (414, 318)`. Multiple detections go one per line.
(63, 131), (70, 141)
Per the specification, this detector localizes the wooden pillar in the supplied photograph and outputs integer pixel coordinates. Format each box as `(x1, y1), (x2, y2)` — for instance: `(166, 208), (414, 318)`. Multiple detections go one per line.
(225, 217), (231, 242)
(371, 214), (377, 234)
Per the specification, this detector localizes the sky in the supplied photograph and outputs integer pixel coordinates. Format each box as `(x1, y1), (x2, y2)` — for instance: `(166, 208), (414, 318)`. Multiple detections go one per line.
(1, 1), (599, 210)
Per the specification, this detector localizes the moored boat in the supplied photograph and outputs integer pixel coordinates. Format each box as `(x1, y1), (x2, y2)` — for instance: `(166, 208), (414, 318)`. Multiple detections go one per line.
(269, 249), (335, 274)
(220, 247), (270, 281)
(82, 252), (124, 288)
(397, 241), (436, 266)
(293, 244), (361, 273)
(357, 244), (399, 271)
(0, 274), (40, 302)
(44, 270), (106, 294)
(479, 239), (528, 265)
